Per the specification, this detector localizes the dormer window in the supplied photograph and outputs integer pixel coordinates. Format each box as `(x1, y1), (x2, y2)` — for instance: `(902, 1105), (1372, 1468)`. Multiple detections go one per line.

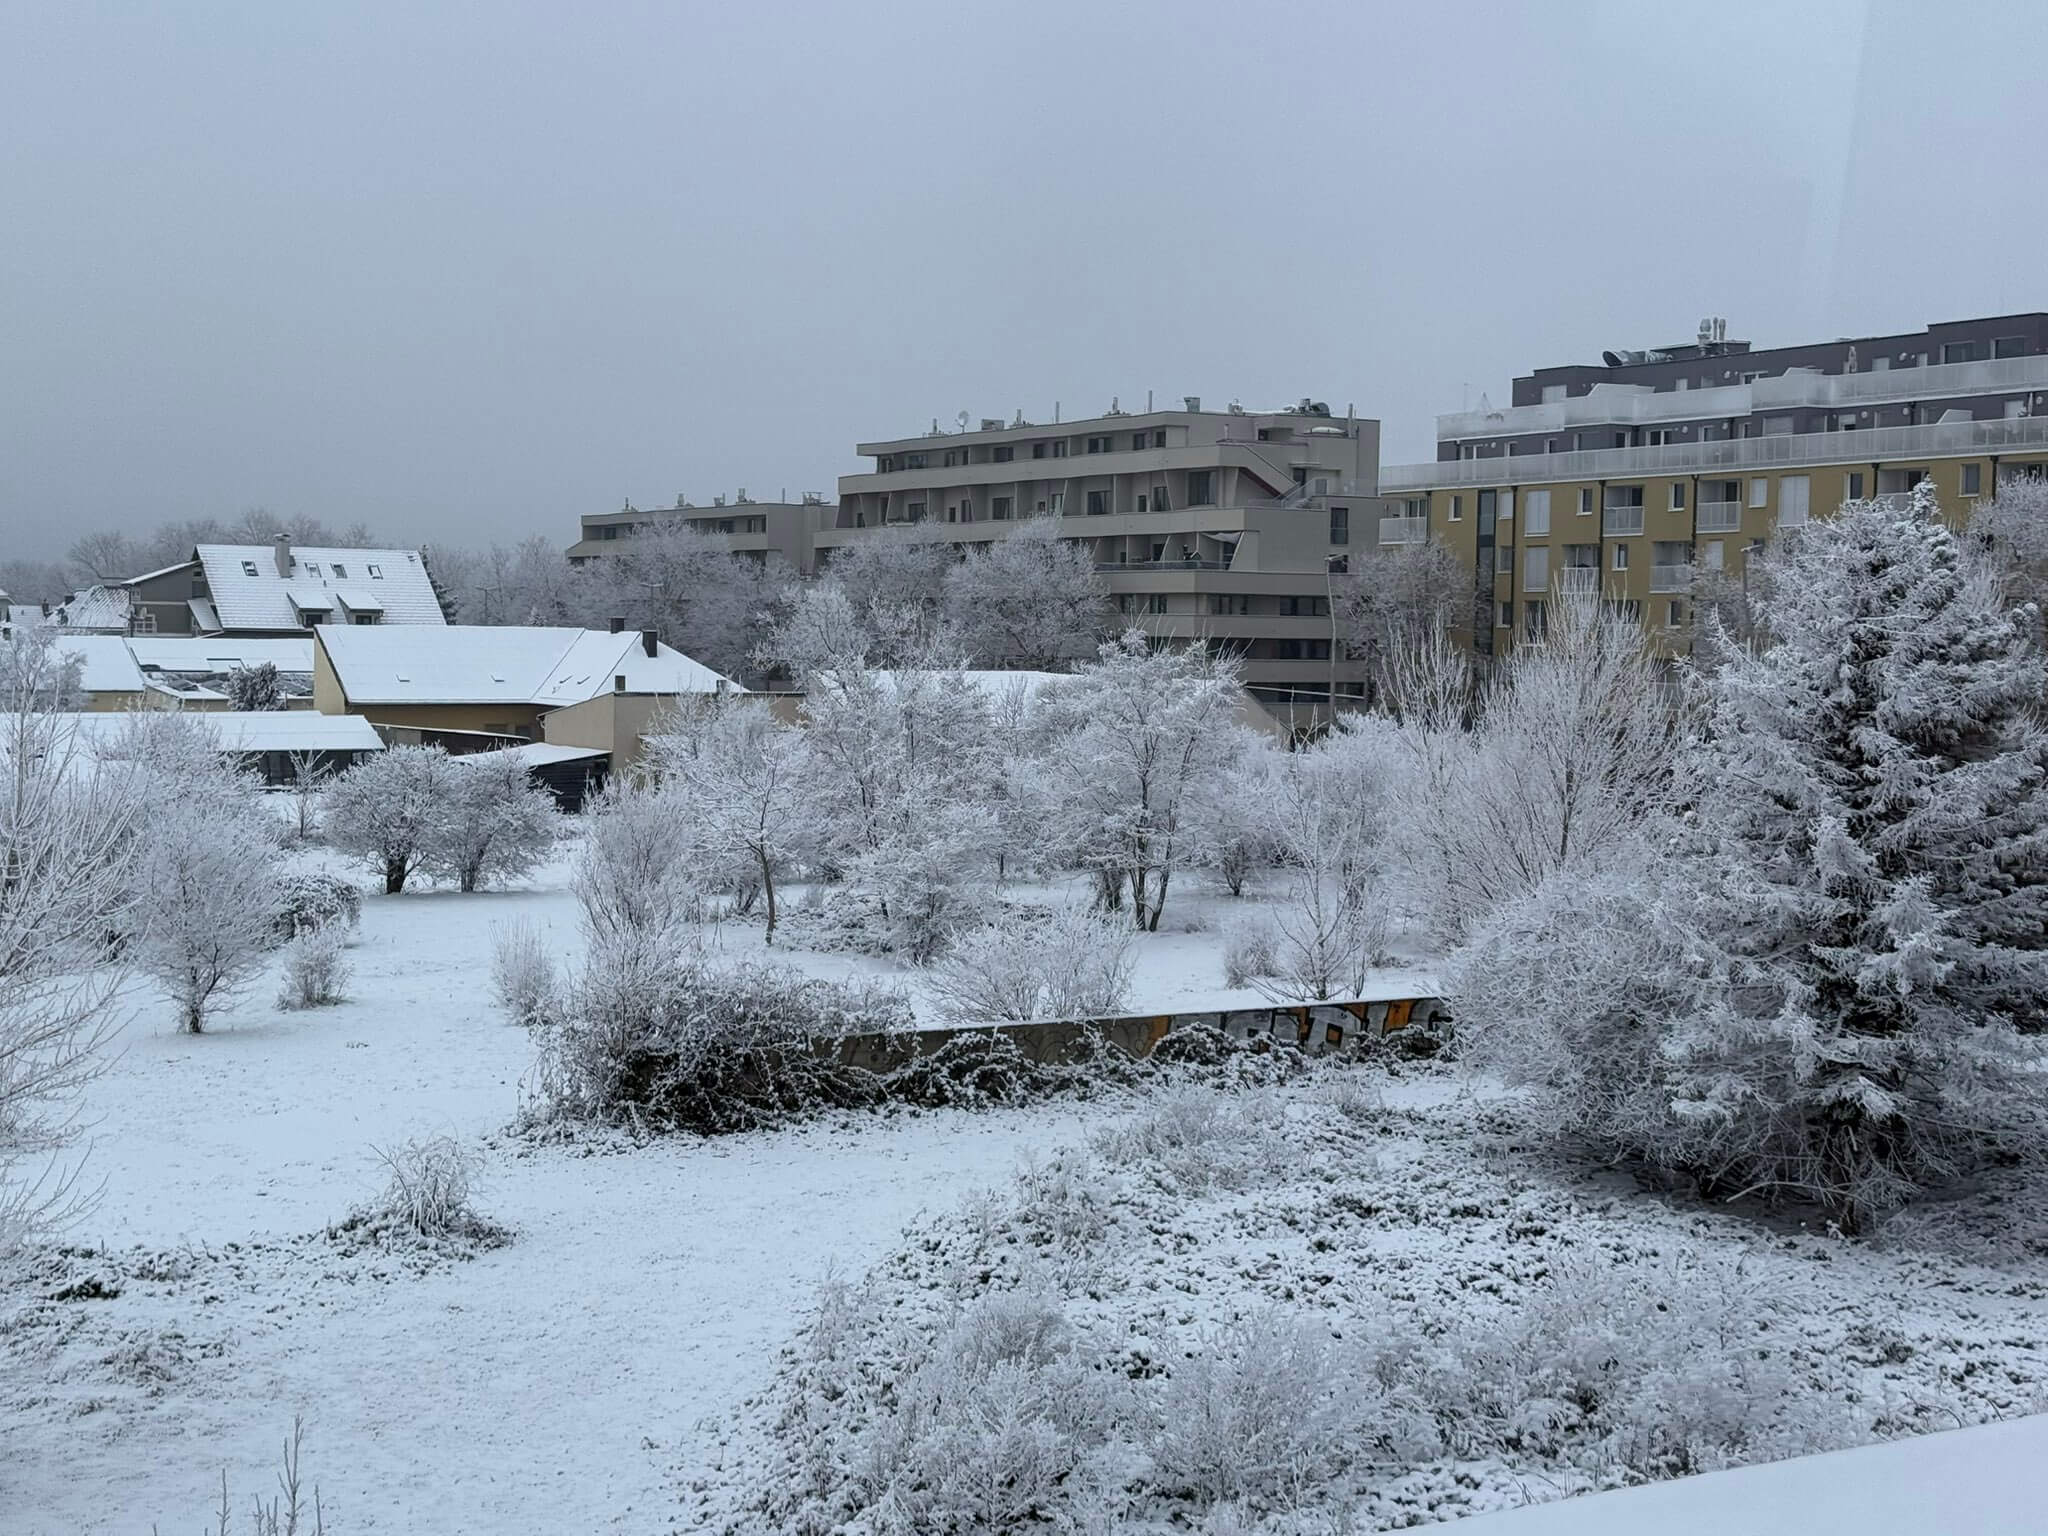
(305, 562), (322, 576)
(367, 564), (383, 578)
(241, 561), (259, 576)
(331, 563), (347, 578)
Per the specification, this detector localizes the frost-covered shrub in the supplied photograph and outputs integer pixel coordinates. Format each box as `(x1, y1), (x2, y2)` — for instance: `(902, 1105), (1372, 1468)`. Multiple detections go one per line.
(329, 1134), (508, 1253)
(134, 785), (284, 1033)
(1150, 1311), (1363, 1510)
(1090, 1087), (1289, 1196)
(276, 926), (352, 1010)
(573, 779), (700, 941)
(489, 918), (558, 1028)
(529, 940), (908, 1135)
(274, 871), (362, 941)
(927, 904), (1136, 1024)
(1221, 919), (1279, 988)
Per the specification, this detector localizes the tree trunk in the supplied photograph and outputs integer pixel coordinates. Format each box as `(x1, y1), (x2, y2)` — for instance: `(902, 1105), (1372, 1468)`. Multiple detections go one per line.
(385, 856), (406, 894)
(460, 862), (479, 893)
(758, 848), (778, 944)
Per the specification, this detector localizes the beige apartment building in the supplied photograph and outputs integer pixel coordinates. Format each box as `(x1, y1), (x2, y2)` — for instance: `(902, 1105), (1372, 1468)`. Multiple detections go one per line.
(825, 399), (1399, 719)
(568, 494), (833, 576)
(1380, 314), (2048, 661)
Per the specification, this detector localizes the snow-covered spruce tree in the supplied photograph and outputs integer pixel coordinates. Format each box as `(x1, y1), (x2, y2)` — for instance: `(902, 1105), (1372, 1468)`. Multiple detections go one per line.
(1676, 482), (2048, 1227)
(1458, 485), (2048, 1231)
(1049, 631), (1258, 932)
(132, 743), (283, 1034)
(644, 697), (809, 942)
(223, 660), (284, 711)
(941, 515), (1110, 669)
(0, 631), (142, 1249)
(324, 744), (458, 893)
(422, 751), (559, 892)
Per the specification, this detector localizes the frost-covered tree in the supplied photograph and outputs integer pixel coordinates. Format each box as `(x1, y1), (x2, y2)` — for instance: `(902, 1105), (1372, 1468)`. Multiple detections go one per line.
(422, 752), (559, 892)
(324, 745), (459, 893)
(1457, 486), (2048, 1230)
(811, 525), (959, 665)
(1401, 594), (1674, 938)
(646, 698), (810, 942)
(1047, 632), (1251, 931)
(941, 517), (1109, 669)
(223, 660), (284, 712)
(1968, 475), (2048, 651)
(1253, 717), (1399, 1000)
(0, 631), (142, 1248)
(577, 519), (783, 678)
(1334, 541), (1465, 709)
(132, 749), (283, 1033)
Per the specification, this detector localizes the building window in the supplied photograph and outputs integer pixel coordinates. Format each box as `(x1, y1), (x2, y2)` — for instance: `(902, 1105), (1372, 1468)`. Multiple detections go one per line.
(1943, 341), (1984, 364)
(1705, 539), (1725, 571)
(906, 453), (928, 469)
(367, 563), (383, 578)
(993, 496), (1013, 520)
(1131, 432), (1148, 451)
(1847, 472), (1865, 500)
(1496, 544), (1513, 574)
(993, 445), (1014, 463)
(1541, 384), (1566, 404)
(1032, 442), (1048, 460)
(353, 613), (378, 625)
(1086, 490), (1108, 516)
(2008, 400), (2028, 419)
(1152, 429), (1166, 448)
(133, 609), (157, 634)
(330, 563), (347, 578)
(1748, 477), (1769, 508)
(907, 501), (926, 521)
(1612, 544), (1629, 571)
(1498, 601), (1514, 628)
(1147, 593), (1167, 614)
(943, 450), (959, 468)
(1669, 482), (1686, 510)
(1151, 485), (1170, 512)
(1779, 475), (1811, 527)
(1524, 546), (1549, 592)
(1050, 493), (1064, 515)
(1052, 440), (1068, 458)
(1963, 463), (1983, 496)
(1329, 506), (1349, 545)
(1137, 495), (1148, 513)
(1524, 598), (1546, 639)
(1668, 600), (1686, 626)
(1187, 470), (1214, 506)
(1995, 336), (2025, 359)
(1523, 489), (1551, 535)
(1450, 495), (1464, 522)
(1086, 435), (1110, 454)
(1577, 488), (1594, 516)
(241, 560), (259, 576)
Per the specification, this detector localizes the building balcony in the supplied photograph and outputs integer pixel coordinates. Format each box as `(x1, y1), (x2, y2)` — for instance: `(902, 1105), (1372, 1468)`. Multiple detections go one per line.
(1558, 568), (1600, 596)
(1602, 506), (1645, 537)
(1378, 516), (1428, 545)
(1697, 500), (1744, 533)
(1384, 413), (2048, 492)
(1650, 563), (1694, 593)
(1095, 558), (1233, 573)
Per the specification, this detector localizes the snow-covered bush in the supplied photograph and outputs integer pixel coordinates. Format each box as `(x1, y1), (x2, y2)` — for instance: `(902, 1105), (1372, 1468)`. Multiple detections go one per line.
(222, 660), (284, 712)
(572, 778), (700, 942)
(421, 750), (558, 892)
(323, 745), (458, 894)
(1221, 919), (1279, 988)
(1149, 1310), (1362, 1509)
(276, 926), (351, 1010)
(132, 753), (284, 1035)
(1456, 487), (2048, 1230)
(0, 632), (142, 1250)
(489, 918), (558, 1028)
(1089, 1086), (1290, 1196)
(925, 904), (1136, 1023)
(940, 514), (1109, 669)
(330, 1134), (508, 1253)
(274, 871), (361, 940)
(528, 940), (910, 1135)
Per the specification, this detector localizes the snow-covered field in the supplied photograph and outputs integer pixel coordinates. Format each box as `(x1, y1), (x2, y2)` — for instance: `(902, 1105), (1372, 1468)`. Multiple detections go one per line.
(5, 840), (2046, 1533)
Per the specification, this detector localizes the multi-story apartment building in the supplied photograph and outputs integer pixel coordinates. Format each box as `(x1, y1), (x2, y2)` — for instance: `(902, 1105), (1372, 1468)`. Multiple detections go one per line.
(825, 399), (1397, 718)
(568, 493), (833, 576)
(1381, 313), (2048, 659)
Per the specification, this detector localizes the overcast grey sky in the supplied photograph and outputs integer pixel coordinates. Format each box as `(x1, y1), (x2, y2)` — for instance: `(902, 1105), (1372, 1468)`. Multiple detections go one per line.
(4, 0), (2045, 561)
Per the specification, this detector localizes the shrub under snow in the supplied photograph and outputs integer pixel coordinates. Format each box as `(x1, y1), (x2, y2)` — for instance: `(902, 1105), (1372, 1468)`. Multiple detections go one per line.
(925, 904), (1136, 1024)
(489, 918), (558, 1028)
(276, 926), (352, 1010)
(328, 1134), (508, 1254)
(274, 871), (362, 941)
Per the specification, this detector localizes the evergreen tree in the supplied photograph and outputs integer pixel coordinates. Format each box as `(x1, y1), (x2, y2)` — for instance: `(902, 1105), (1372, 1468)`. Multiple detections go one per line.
(1677, 484), (2048, 1227)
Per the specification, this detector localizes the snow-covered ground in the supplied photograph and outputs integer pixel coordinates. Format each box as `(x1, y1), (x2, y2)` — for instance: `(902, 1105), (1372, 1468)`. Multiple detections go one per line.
(5, 839), (2045, 1533)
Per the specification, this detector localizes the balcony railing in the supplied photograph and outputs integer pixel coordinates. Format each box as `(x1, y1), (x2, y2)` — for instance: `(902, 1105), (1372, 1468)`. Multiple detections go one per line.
(1602, 505), (1645, 537)
(1697, 499), (1743, 533)
(1382, 414), (2048, 491)
(1651, 563), (1694, 593)
(1558, 568), (1600, 596)
(1378, 516), (1428, 545)
(1094, 559), (1232, 573)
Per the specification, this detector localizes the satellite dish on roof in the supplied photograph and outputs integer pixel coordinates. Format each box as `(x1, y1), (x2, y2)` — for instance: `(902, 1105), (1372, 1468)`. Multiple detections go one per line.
(1602, 350), (1625, 368)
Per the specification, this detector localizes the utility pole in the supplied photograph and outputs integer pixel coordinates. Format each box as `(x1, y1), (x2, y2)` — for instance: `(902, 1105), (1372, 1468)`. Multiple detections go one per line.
(1324, 552), (1346, 732)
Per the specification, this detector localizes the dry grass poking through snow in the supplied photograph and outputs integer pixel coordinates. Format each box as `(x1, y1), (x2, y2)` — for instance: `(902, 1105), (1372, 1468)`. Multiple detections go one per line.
(693, 1065), (2048, 1534)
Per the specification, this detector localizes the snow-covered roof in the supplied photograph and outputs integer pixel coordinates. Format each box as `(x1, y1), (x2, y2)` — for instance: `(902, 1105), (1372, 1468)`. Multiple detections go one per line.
(315, 625), (739, 706)
(53, 711), (385, 755)
(53, 585), (132, 633)
(463, 741), (610, 768)
(117, 558), (201, 586)
(193, 544), (446, 631)
(127, 637), (315, 674)
(54, 635), (149, 694)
